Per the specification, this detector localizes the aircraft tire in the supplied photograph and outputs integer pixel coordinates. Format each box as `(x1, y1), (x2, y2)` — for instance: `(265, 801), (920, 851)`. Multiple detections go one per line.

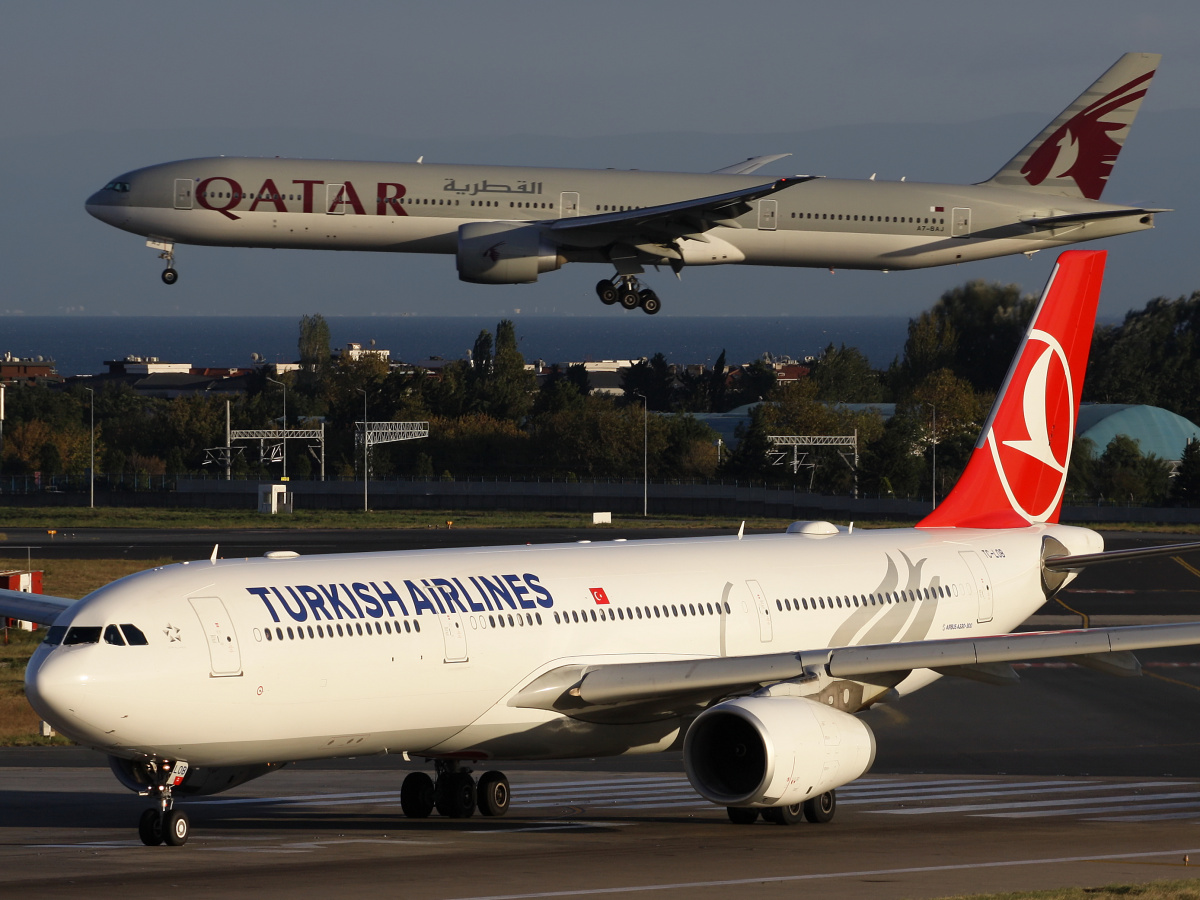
(477, 770), (510, 817)
(802, 791), (836, 824)
(401, 771), (436, 818)
(639, 290), (661, 314)
(596, 281), (618, 305)
(138, 808), (164, 846)
(618, 289), (641, 310)
(161, 268), (178, 285)
(163, 809), (190, 846)
(762, 803), (804, 825)
(435, 772), (477, 818)
(726, 807), (759, 825)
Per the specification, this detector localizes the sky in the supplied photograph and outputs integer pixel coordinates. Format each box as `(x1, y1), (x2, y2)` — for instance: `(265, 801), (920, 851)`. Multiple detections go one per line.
(2, 1), (1199, 318)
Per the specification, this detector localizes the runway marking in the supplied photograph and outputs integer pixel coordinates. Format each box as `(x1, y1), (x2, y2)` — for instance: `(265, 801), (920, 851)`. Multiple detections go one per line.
(467, 821), (637, 834)
(1173, 556), (1200, 580)
(872, 786), (1200, 815)
(988, 800), (1200, 820)
(840, 780), (1101, 804)
(439, 847), (1200, 900)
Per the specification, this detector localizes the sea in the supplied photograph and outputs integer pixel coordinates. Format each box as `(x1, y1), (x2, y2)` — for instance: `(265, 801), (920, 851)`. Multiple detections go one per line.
(0, 316), (913, 378)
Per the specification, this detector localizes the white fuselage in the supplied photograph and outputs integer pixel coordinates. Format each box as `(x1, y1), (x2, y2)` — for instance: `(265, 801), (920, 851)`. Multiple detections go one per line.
(25, 523), (1101, 768)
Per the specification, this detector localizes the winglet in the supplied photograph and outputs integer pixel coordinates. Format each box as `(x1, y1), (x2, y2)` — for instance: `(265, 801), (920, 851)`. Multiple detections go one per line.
(918, 250), (1107, 529)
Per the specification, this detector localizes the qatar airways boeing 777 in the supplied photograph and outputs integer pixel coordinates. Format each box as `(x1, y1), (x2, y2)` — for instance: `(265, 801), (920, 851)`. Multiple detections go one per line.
(85, 54), (1164, 314)
(6, 250), (1200, 847)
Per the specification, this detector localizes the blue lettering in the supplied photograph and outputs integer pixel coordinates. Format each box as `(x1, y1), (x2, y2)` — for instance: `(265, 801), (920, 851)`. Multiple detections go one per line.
(298, 584), (333, 620)
(431, 578), (471, 613)
(352, 582), (383, 617)
(247, 586), (280, 622)
(371, 581), (409, 617)
(420, 579), (447, 614)
(318, 584), (358, 619)
(504, 574), (535, 609)
(468, 576), (493, 610)
(405, 580), (440, 616)
(478, 575), (517, 609)
(273, 586), (308, 623)
(452, 577), (486, 612)
(524, 574), (554, 609)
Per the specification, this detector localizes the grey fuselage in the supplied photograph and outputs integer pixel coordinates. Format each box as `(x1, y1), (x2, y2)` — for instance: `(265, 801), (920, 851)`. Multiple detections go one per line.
(85, 157), (1156, 273)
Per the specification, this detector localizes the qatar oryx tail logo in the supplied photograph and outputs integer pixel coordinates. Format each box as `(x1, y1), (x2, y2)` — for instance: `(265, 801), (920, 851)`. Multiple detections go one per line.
(986, 53), (1159, 201)
(919, 250), (1107, 530)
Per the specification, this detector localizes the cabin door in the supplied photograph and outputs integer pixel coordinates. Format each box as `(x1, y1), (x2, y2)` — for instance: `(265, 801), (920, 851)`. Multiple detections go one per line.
(189, 596), (242, 676)
(326, 183), (346, 215)
(758, 199), (778, 230)
(959, 551), (994, 623)
(559, 192), (580, 217)
(952, 207), (972, 237)
(173, 179), (193, 210)
(439, 608), (469, 663)
(746, 580), (773, 642)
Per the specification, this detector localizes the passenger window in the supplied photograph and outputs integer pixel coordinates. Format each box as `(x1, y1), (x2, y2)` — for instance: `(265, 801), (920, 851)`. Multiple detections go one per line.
(121, 624), (148, 645)
(103, 624), (126, 645)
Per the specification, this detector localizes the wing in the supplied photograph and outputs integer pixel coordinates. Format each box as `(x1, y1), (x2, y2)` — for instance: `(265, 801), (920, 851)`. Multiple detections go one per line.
(0, 588), (76, 626)
(512, 621), (1200, 720)
(710, 154), (793, 175)
(547, 176), (817, 254)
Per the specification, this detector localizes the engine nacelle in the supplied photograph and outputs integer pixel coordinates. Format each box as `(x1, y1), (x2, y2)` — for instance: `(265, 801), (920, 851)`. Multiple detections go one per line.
(683, 696), (876, 808)
(456, 221), (564, 284)
(108, 755), (285, 797)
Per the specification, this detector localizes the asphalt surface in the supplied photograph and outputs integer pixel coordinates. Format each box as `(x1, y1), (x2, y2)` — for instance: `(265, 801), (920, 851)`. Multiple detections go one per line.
(3, 527), (1200, 898)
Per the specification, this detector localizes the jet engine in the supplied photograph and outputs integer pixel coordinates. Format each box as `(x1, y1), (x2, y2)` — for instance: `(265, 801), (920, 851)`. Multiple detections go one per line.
(683, 696), (876, 808)
(108, 756), (285, 797)
(456, 222), (564, 284)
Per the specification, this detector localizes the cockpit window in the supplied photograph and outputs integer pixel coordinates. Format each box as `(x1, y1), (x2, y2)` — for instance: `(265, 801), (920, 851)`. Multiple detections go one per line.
(63, 626), (102, 645)
(121, 624), (148, 645)
(103, 181), (131, 192)
(43, 625), (66, 645)
(103, 624), (126, 646)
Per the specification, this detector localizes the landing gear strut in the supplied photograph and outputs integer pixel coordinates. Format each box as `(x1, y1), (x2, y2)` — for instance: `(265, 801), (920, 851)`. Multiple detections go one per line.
(148, 239), (178, 285)
(401, 761), (511, 819)
(137, 759), (190, 846)
(594, 276), (660, 315)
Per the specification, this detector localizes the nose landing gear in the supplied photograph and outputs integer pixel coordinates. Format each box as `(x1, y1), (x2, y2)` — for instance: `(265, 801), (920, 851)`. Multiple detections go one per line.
(137, 759), (191, 846)
(401, 760), (511, 820)
(594, 276), (660, 315)
(147, 239), (178, 285)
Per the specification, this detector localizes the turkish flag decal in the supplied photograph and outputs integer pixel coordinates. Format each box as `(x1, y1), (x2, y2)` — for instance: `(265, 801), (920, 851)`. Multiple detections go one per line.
(590, 587), (610, 605)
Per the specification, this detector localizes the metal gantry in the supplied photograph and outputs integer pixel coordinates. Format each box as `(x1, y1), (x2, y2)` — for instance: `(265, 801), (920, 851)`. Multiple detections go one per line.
(767, 432), (859, 498)
(354, 421), (430, 449)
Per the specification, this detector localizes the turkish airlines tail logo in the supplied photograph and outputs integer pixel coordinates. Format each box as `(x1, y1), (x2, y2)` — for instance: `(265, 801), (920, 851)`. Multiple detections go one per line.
(918, 250), (1107, 530)
(1021, 71), (1154, 200)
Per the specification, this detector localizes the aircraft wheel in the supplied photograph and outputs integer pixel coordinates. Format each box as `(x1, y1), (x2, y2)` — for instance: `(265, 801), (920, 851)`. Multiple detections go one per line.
(618, 289), (641, 310)
(138, 808), (164, 846)
(639, 290), (661, 314)
(436, 772), (477, 818)
(477, 770), (510, 817)
(802, 790), (836, 824)
(163, 809), (190, 846)
(596, 280), (618, 305)
(401, 771), (435, 818)
(161, 268), (178, 285)
(726, 806), (759, 825)
(762, 803), (804, 825)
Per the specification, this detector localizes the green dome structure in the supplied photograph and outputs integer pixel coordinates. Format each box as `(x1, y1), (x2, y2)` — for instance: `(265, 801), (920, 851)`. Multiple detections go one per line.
(1076, 404), (1200, 462)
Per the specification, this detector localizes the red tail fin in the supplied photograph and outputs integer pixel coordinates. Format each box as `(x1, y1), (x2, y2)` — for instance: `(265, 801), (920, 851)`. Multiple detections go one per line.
(918, 250), (1107, 529)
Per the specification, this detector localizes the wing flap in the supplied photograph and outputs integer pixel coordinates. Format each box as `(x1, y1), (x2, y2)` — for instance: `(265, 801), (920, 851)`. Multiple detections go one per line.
(710, 154), (793, 175)
(0, 588), (75, 626)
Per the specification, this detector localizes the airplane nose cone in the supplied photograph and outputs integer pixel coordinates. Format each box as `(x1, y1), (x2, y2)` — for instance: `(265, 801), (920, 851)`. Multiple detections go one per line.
(25, 647), (102, 740)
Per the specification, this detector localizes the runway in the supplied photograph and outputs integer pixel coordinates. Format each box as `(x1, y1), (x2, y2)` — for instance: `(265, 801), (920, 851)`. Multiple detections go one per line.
(3, 526), (1200, 897)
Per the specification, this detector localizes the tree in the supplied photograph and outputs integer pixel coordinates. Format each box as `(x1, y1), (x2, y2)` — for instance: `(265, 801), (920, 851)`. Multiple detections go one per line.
(621, 353), (675, 411)
(812, 343), (885, 402)
(1094, 434), (1172, 505)
(298, 314), (332, 371)
(1174, 439), (1200, 506)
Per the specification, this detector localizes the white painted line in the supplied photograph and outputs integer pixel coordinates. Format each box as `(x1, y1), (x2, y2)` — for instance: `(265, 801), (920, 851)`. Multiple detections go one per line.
(440, 847), (1200, 900)
(841, 780), (1103, 804)
(984, 800), (1200, 819)
(872, 788), (1200, 816)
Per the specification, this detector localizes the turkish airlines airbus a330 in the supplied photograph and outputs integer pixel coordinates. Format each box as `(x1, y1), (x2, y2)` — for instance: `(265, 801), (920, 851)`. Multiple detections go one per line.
(6, 249), (1200, 847)
(85, 54), (1165, 314)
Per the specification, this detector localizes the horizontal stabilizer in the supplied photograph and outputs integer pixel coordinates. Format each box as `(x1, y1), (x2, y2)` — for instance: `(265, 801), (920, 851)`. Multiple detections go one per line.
(0, 588), (75, 626)
(1044, 540), (1200, 571)
(1022, 207), (1168, 228)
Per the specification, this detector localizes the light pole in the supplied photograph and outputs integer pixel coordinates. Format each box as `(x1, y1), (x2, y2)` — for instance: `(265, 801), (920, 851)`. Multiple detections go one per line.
(266, 376), (287, 479)
(930, 404), (938, 510)
(84, 387), (94, 509)
(634, 392), (647, 517)
(359, 388), (368, 513)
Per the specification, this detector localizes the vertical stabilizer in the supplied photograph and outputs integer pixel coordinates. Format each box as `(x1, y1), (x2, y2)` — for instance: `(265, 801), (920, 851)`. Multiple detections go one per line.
(985, 53), (1160, 200)
(918, 250), (1107, 530)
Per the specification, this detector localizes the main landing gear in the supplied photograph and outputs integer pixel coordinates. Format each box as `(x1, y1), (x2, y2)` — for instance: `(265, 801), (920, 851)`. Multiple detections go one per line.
(726, 790), (837, 826)
(137, 759), (191, 846)
(400, 760), (511, 819)
(595, 276), (661, 315)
